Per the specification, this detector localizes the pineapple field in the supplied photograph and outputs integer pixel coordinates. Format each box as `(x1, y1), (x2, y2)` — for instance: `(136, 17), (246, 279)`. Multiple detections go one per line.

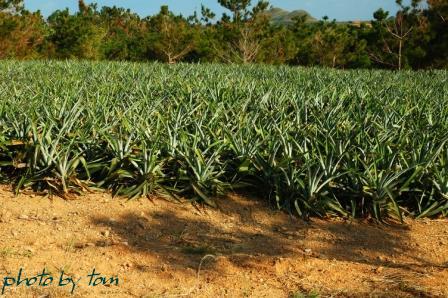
(1, 61), (448, 221)
(1, 61), (448, 297)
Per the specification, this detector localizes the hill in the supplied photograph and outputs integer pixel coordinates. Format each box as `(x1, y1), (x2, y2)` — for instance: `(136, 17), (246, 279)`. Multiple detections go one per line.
(265, 7), (317, 26)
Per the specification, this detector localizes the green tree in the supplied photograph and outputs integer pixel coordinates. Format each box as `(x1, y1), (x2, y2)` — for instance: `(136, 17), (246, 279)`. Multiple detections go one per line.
(0, 3), (47, 59)
(215, 0), (270, 63)
(201, 5), (216, 25)
(368, 0), (428, 70)
(218, 0), (251, 22)
(0, 0), (23, 13)
(99, 6), (148, 60)
(147, 6), (197, 64)
(0, 0), (446, 69)
(425, 0), (448, 67)
(47, 1), (104, 59)
(258, 25), (297, 64)
(291, 17), (370, 68)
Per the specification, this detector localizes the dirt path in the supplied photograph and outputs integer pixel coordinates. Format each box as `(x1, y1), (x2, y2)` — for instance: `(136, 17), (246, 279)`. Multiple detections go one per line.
(0, 185), (447, 297)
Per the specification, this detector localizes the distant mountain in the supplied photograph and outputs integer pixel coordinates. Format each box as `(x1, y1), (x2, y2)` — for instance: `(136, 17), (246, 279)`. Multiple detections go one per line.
(265, 7), (317, 26)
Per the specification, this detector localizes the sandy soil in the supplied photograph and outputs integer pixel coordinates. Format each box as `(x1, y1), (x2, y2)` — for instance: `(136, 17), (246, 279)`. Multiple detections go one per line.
(0, 185), (447, 298)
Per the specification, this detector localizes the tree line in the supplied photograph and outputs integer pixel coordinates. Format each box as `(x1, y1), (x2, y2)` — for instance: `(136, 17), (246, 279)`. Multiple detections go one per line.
(0, 0), (446, 69)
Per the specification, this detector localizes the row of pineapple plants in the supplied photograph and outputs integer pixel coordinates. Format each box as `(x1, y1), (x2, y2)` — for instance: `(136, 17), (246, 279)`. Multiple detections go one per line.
(0, 61), (447, 221)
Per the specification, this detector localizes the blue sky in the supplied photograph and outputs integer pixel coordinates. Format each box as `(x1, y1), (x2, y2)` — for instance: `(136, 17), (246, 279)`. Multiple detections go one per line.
(23, 0), (409, 21)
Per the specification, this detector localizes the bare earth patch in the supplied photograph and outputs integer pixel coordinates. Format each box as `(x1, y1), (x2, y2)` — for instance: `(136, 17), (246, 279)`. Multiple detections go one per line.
(0, 185), (447, 297)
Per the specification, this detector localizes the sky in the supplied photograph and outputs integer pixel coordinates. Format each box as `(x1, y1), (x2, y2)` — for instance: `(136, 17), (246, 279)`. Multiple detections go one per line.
(23, 0), (409, 21)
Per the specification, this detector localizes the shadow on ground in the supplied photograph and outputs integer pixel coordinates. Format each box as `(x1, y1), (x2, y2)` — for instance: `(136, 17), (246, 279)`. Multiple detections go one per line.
(91, 207), (293, 271)
(90, 195), (445, 297)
